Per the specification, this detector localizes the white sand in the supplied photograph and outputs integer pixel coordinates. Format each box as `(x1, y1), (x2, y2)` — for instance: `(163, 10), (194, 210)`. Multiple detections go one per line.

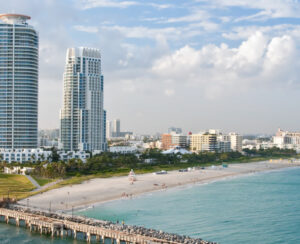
(19, 160), (300, 212)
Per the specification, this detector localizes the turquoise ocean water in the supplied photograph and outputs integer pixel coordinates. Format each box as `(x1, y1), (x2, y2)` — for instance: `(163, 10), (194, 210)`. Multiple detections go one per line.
(1, 167), (300, 243)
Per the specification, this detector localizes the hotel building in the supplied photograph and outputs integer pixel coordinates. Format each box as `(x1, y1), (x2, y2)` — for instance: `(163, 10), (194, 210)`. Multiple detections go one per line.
(0, 14), (38, 149)
(229, 132), (243, 152)
(60, 47), (106, 151)
(190, 132), (218, 152)
(161, 133), (187, 150)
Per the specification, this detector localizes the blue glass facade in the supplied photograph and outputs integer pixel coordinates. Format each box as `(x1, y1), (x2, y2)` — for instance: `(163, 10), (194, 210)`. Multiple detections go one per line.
(0, 15), (38, 149)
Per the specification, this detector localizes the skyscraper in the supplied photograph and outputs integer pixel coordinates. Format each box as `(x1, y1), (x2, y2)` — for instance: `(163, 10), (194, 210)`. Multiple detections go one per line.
(0, 14), (39, 149)
(60, 47), (106, 151)
(106, 120), (112, 139)
(112, 119), (120, 137)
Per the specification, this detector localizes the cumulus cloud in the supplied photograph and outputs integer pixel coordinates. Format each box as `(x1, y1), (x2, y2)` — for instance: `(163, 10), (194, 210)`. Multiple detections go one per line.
(152, 32), (300, 99)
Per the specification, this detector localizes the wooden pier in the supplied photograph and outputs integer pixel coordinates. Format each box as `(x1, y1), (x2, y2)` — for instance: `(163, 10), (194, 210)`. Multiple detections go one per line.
(0, 207), (206, 244)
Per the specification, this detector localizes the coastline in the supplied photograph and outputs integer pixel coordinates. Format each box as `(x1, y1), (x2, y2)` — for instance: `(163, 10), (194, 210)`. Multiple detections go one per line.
(19, 160), (300, 212)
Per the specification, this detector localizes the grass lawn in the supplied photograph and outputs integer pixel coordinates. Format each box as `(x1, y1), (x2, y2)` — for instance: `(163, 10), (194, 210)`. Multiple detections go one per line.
(31, 175), (55, 186)
(0, 173), (35, 199)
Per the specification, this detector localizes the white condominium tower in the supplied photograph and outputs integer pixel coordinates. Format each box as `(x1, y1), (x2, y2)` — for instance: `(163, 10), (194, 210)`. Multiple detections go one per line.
(0, 14), (38, 149)
(60, 47), (107, 151)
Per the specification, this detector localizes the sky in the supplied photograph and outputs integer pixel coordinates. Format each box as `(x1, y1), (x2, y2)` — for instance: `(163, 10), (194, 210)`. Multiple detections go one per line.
(1, 0), (300, 135)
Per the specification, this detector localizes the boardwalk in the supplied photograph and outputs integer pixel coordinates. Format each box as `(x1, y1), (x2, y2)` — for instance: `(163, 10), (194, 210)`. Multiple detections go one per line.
(0, 207), (215, 244)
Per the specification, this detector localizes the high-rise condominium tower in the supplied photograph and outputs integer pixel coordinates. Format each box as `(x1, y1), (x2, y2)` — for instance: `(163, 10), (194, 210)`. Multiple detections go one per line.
(112, 119), (120, 137)
(60, 47), (106, 151)
(0, 14), (38, 149)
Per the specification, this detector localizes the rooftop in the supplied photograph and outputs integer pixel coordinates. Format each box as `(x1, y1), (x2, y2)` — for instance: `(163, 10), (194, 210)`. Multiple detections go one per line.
(0, 13), (30, 24)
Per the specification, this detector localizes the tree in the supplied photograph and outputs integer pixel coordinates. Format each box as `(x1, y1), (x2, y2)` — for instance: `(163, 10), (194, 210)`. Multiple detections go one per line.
(50, 147), (60, 162)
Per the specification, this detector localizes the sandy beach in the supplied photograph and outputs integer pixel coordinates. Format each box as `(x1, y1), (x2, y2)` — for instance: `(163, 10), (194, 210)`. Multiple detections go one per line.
(19, 160), (300, 212)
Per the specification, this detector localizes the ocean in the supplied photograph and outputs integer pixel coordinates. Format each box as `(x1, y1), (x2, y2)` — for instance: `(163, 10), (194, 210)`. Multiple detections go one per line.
(1, 167), (300, 243)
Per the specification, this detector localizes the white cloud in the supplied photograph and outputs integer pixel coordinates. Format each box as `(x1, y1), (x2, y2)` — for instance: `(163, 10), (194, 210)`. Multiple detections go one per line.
(73, 25), (98, 33)
(197, 0), (300, 20)
(77, 0), (174, 10)
(152, 32), (300, 99)
(147, 3), (174, 9)
(78, 0), (138, 9)
(163, 10), (210, 23)
(101, 25), (180, 40)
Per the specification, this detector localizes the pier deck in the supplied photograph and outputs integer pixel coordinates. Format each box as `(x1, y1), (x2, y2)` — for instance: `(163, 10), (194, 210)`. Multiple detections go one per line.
(0, 207), (214, 244)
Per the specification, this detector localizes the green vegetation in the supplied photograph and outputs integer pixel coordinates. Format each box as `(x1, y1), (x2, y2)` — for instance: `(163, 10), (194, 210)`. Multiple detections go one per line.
(31, 175), (55, 186)
(0, 173), (35, 199)
(0, 147), (297, 200)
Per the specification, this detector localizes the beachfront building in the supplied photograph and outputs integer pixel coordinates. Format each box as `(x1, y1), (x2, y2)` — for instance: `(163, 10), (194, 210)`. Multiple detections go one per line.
(109, 146), (138, 154)
(161, 133), (187, 150)
(0, 149), (51, 163)
(229, 133), (243, 152)
(4, 166), (33, 175)
(217, 134), (231, 152)
(190, 132), (218, 152)
(0, 14), (39, 149)
(60, 47), (107, 152)
(190, 130), (242, 153)
(0, 148), (93, 163)
(272, 128), (300, 152)
(162, 146), (192, 155)
(218, 141), (231, 153)
(58, 151), (90, 162)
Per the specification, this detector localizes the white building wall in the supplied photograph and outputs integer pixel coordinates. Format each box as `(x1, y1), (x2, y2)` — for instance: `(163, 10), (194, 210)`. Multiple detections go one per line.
(229, 133), (243, 152)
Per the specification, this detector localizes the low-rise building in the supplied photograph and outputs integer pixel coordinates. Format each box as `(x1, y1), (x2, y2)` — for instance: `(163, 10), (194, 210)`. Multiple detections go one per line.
(58, 151), (90, 162)
(4, 166), (33, 175)
(109, 146), (138, 154)
(0, 149), (91, 163)
(273, 128), (300, 151)
(0, 149), (52, 163)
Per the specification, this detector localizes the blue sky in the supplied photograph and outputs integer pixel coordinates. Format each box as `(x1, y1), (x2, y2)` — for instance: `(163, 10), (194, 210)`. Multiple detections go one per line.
(1, 0), (300, 134)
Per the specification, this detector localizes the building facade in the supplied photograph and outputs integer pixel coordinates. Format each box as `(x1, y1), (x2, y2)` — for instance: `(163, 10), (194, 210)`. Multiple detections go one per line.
(162, 133), (187, 150)
(0, 14), (38, 149)
(0, 148), (51, 163)
(0, 148), (90, 163)
(161, 134), (172, 150)
(60, 47), (106, 151)
(229, 133), (243, 152)
(273, 128), (300, 152)
(112, 119), (120, 137)
(106, 120), (112, 139)
(190, 133), (218, 152)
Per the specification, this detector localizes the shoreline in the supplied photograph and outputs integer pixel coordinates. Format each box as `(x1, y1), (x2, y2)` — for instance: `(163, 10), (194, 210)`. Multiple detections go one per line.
(19, 160), (300, 212)
(76, 164), (300, 213)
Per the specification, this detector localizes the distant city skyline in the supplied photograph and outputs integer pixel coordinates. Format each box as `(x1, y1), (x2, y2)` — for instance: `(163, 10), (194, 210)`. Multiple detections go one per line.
(1, 0), (300, 134)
